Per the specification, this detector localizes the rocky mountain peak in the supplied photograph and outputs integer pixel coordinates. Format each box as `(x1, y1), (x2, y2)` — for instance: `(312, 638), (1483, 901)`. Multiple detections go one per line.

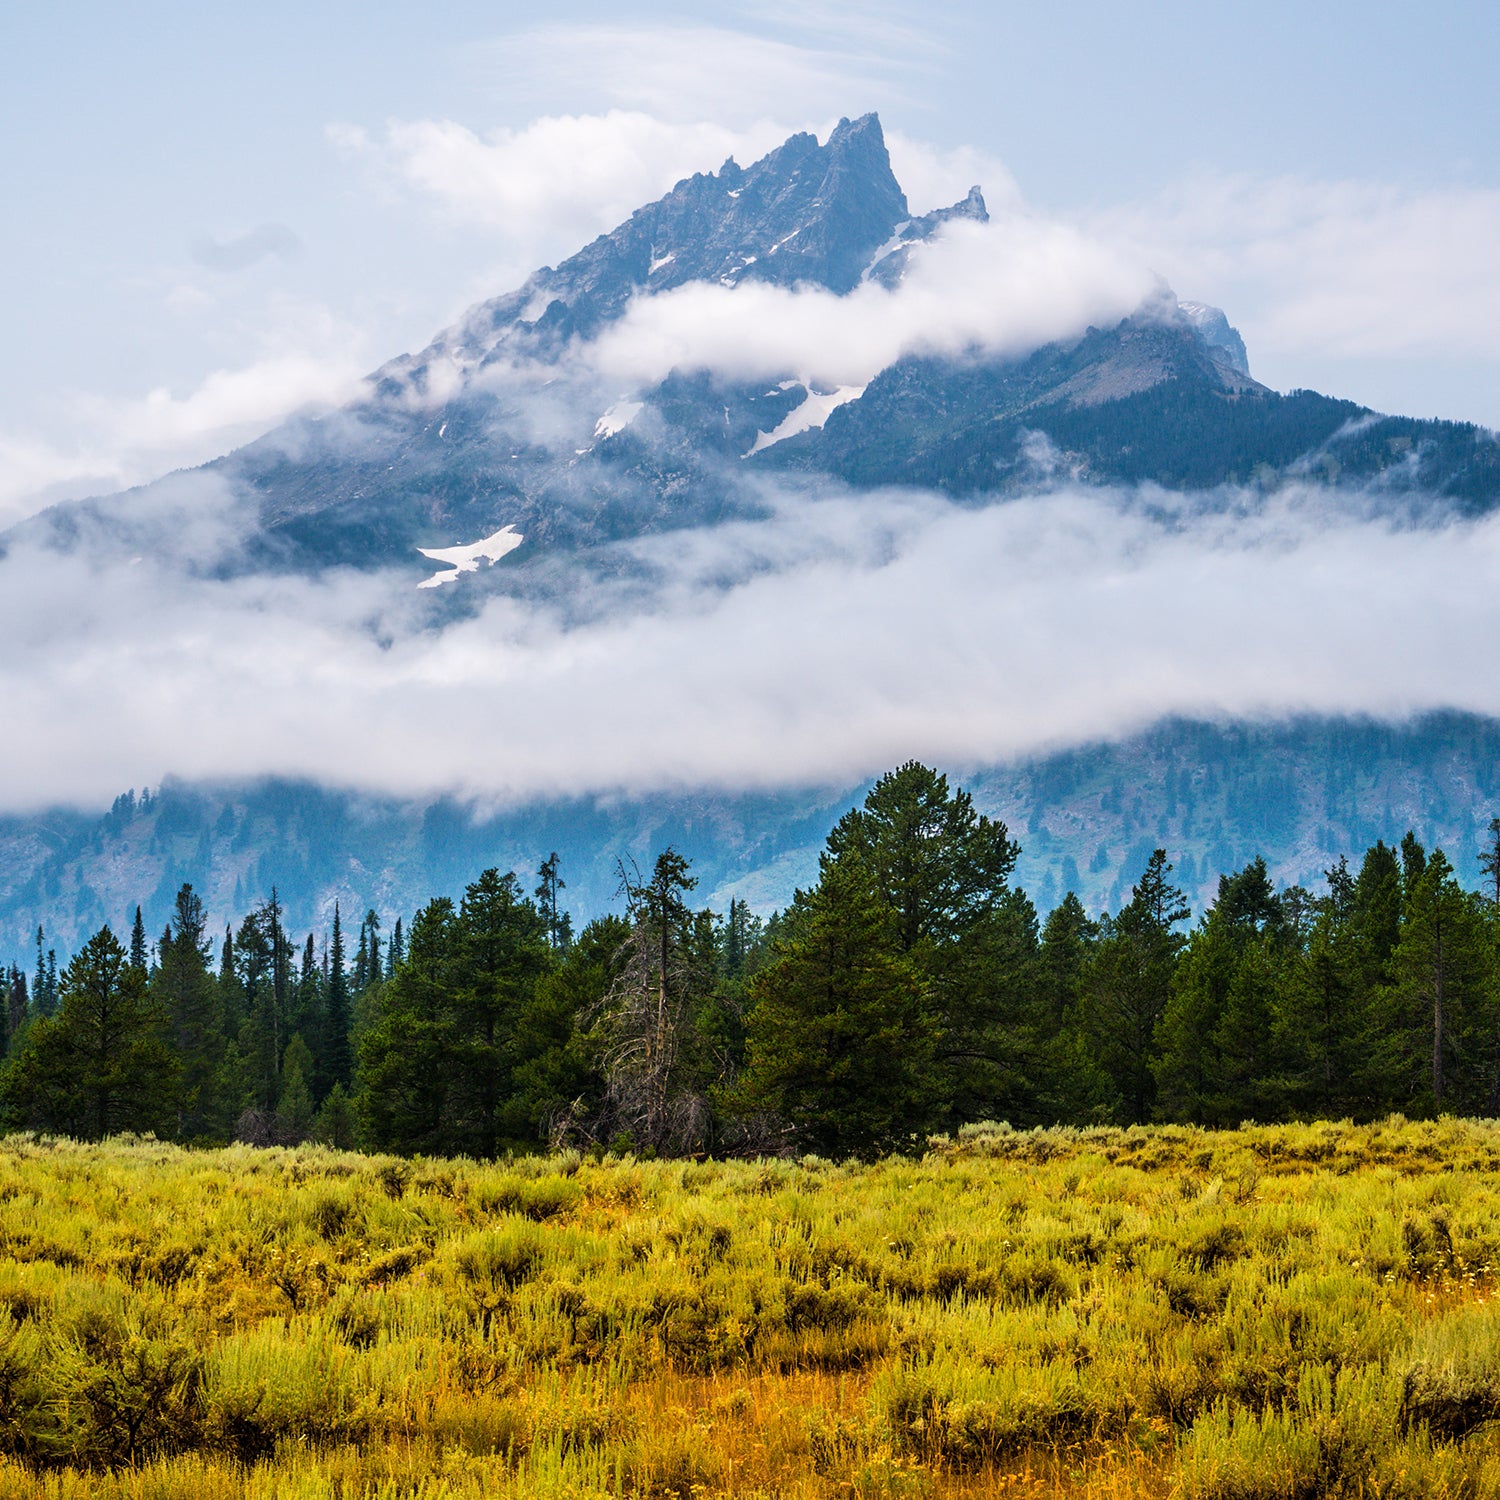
(397, 114), (909, 375)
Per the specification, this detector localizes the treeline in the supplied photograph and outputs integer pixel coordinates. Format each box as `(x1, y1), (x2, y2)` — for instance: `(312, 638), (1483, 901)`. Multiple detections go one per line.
(4, 762), (1500, 1159)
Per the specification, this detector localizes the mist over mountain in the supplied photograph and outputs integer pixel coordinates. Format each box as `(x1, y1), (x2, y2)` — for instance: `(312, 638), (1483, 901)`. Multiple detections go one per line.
(16, 113), (1495, 585)
(3, 113), (1499, 953)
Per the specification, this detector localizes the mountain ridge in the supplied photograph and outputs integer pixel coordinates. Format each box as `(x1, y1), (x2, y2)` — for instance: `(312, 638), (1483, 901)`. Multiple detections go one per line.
(16, 112), (1490, 586)
(5, 712), (1500, 968)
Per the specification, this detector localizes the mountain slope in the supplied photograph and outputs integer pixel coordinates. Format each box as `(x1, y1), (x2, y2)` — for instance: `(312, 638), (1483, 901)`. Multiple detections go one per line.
(5, 714), (1499, 966)
(12, 113), (1498, 588)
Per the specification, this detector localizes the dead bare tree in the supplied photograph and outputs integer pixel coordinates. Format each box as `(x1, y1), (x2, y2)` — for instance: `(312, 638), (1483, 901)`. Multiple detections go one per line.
(593, 850), (714, 1155)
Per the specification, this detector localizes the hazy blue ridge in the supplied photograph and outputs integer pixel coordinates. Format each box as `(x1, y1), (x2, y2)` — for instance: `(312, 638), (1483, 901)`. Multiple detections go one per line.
(4, 712), (1499, 968)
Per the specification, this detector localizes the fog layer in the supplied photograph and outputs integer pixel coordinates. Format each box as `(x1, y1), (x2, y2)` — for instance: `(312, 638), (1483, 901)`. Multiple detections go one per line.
(2, 482), (1495, 812)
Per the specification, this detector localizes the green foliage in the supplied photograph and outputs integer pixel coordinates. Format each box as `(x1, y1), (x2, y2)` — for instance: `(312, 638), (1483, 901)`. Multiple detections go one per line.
(10, 766), (1500, 1171)
(2, 927), (179, 1138)
(739, 850), (933, 1158)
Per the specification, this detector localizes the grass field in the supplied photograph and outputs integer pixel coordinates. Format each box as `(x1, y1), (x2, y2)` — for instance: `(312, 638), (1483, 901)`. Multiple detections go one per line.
(4, 1119), (1500, 1497)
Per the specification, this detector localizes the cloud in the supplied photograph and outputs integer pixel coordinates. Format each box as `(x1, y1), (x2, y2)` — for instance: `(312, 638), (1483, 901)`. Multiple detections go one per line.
(1, 480), (1499, 812)
(0, 325), (370, 527)
(884, 130), (1020, 216)
(191, 223), (304, 273)
(470, 20), (926, 126)
(1094, 174), (1500, 406)
(583, 215), (1157, 390)
(330, 111), (797, 251)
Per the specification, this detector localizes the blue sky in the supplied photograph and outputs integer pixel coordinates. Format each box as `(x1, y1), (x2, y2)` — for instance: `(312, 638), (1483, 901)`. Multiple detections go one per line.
(2, 0), (1498, 521)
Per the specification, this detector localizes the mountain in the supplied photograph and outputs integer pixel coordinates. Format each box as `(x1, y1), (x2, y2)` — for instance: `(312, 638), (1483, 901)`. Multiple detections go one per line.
(4, 713), (1499, 965)
(13, 114), (1497, 586)
(4, 114), (1500, 963)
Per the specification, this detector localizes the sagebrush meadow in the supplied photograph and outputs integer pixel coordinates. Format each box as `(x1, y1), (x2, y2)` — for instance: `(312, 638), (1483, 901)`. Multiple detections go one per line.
(4, 1118), (1500, 1497)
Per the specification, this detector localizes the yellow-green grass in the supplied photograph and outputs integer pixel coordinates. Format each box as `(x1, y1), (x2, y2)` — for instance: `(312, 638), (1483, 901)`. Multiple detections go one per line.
(4, 1118), (1500, 1496)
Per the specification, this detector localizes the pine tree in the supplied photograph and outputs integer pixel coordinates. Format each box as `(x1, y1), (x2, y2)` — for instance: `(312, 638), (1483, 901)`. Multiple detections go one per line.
(738, 850), (932, 1158)
(322, 904), (353, 1097)
(1392, 850), (1496, 1113)
(154, 884), (227, 1139)
(357, 910), (381, 990)
(292, 933), (322, 1053)
(6, 967), (27, 1043)
(4, 927), (179, 1138)
(276, 1034), (316, 1143)
(535, 853), (574, 951)
(129, 906), (148, 972)
(358, 898), (458, 1153)
(1082, 849), (1189, 1123)
(33, 928), (58, 1019)
(313, 1082), (358, 1150)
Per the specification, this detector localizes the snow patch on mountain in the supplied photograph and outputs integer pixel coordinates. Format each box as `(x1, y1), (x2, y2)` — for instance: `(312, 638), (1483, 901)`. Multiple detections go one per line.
(594, 401), (644, 439)
(746, 385), (866, 455)
(416, 525), (524, 588)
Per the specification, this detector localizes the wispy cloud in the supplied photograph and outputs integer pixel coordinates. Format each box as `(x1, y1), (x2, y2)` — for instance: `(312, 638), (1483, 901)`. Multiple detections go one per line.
(470, 20), (923, 125)
(191, 223), (304, 273)
(0, 311), (370, 526)
(330, 111), (793, 243)
(583, 215), (1155, 390)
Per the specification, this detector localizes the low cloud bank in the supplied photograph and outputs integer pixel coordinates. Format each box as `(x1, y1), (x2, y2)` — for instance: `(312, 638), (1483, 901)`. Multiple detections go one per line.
(1, 482), (1497, 812)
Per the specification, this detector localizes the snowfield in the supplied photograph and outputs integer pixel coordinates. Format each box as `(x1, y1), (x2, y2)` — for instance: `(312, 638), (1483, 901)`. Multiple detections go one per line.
(416, 526), (524, 588)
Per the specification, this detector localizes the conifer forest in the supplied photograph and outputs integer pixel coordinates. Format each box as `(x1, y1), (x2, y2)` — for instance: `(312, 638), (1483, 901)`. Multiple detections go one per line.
(6, 761), (1500, 1160)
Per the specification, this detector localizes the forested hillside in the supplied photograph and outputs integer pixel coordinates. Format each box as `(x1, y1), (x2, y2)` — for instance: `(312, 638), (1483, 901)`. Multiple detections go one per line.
(6, 761), (1500, 1160)
(4, 713), (1498, 967)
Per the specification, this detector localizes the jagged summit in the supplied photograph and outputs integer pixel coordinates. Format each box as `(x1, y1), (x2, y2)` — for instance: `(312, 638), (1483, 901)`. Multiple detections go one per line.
(1178, 301), (1251, 378)
(382, 113), (917, 393)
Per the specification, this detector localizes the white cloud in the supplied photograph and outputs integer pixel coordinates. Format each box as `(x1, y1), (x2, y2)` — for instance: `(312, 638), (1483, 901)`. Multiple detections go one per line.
(584, 215), (1156, 390)
(0, 329), (370, 526)
(472, 22), (918, 126)
(331, 110), (796, 257)
(1, 483), (1499, 812)
(885, 130), (1020, 216)
(1094, 174), (1500, 407)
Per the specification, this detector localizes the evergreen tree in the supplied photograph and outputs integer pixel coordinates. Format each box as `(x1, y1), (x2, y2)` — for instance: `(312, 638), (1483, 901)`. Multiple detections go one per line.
(5, 968), (27, 1045)
(153, 884), (227, 1139)
(535, 853), (573, 951)
(824, 761), (1019, 954)
(450, 869), (556, 1153)
(1034, 895), (1114, 1121)
(33, 928), (58, 1019)
(1156, 860), (1290, 1124)
(738, 850), (932, 1159)
(358, 898), (459, 1153)
(313, 1082), (358, 1150)
(129, 906), (148, 972)
(1392, 850), (1496, 1113)
(276, 1034), (316, 1142)
(322, 904), (353, 1098)
(1082, 849), (1188, 1123)
(525, 914), (630, 1148)
(3, 927), (179, 1138)
(235, 903), (279, 1110)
